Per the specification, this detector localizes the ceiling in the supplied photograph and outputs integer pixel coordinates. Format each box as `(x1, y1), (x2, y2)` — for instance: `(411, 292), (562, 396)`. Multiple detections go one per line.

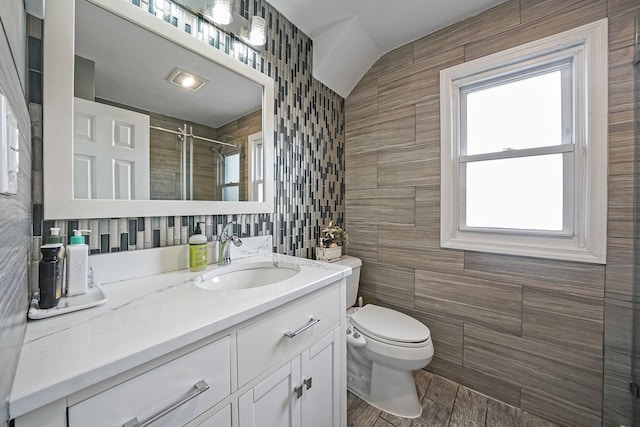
(75, 0), (263, 129)
(266, 0), (508, 97)
(74, 0), (509, 125)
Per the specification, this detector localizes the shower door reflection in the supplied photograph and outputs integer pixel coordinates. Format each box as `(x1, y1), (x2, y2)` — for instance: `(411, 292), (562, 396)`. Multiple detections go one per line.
(148, 115), (259, 202)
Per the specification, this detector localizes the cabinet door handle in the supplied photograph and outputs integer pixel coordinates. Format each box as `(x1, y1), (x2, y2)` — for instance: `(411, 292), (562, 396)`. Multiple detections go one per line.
(284, 317), (321, 338)
(122, 380), (209, 427)
(294, 384), (304, 399)
(304, 377), (313, 390)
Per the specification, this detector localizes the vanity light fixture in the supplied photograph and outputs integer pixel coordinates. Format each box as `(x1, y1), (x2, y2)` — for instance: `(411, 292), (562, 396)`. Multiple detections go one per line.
(204, 0), (233, 26)
(201, 0), (265, 48)
(239, 16), (266, 47)
(166, 67), (208, 91)
(248, 16), (266, 46)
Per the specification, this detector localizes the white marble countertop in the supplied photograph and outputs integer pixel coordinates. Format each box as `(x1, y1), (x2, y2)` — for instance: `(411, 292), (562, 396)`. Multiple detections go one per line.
(9, 249), (350, 419)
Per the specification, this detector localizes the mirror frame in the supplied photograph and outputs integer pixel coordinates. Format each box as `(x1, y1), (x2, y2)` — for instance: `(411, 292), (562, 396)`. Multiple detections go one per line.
(43, 0), (275, 219)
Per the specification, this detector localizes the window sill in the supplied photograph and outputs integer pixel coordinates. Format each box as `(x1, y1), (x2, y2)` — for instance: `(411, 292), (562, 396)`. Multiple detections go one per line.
(441, 230), (605, 264)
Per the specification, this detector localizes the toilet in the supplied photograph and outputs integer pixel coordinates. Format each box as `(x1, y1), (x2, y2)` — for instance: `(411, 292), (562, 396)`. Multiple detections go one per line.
(334, 256), (434, 418)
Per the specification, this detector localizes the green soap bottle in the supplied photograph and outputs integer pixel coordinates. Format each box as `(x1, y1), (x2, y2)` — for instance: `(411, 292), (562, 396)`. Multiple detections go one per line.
(46, 227), (66, 256)
(189, 222), (208, 271)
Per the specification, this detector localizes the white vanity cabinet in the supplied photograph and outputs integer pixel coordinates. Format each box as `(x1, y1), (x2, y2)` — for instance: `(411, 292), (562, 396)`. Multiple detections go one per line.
(235, 283), (342, 427)
(13, 278), (347, 427)
(238, 328), (341, 427)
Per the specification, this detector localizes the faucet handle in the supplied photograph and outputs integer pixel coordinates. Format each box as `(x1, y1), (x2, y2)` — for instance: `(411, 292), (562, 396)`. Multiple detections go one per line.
(218, 220), (236, 240)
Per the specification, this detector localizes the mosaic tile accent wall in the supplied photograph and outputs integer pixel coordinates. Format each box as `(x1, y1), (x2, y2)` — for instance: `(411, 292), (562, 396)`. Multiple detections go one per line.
(30, 0), (345, 269)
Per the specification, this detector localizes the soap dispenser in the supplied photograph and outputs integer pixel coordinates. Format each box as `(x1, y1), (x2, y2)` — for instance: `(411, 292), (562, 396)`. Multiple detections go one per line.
(67, 229), (90, 296)
(189, 222), (208, 272)
(46, 227), (66, 253)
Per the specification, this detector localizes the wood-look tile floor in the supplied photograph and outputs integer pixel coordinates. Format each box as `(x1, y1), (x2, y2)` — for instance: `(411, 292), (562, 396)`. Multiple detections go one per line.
(347, 370), (559, 427)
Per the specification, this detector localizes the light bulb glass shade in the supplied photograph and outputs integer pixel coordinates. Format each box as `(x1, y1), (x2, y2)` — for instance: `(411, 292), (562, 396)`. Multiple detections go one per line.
(248, 16), (266, 46)
(210, 0), (233, 25)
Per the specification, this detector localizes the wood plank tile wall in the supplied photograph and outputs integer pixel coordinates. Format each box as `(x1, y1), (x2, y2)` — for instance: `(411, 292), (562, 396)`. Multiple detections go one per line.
(344, 1), (638, 425)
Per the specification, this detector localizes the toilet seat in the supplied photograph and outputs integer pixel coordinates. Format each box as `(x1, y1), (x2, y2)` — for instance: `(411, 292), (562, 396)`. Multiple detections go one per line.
(350, 304), (430, 348)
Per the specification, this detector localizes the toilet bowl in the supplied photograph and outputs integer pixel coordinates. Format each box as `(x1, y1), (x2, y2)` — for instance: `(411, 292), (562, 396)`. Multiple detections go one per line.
(334, 256), (434, 418)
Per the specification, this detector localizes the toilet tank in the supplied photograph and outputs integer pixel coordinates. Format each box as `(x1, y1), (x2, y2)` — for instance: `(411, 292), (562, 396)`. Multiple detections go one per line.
(333, 255), (362, 308)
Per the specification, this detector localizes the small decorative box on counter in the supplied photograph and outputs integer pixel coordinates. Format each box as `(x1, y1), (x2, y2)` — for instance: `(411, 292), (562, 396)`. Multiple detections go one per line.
(315, 245), (342, 262)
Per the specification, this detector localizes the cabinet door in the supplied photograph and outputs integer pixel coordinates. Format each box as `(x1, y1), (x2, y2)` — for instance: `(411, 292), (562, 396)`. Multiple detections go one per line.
(301, 329), (340, 427)
(197, 404), (231, 427)
(238, 358), (301, 427)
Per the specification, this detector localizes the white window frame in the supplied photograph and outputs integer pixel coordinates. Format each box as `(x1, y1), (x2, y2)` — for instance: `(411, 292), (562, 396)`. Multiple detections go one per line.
(460, 61), (575, 234)
(440, 19), (608, 264)
(248, 131), (264, 202)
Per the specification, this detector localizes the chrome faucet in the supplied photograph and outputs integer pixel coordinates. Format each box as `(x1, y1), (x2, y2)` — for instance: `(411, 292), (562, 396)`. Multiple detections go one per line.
(218, 221), (242, 265)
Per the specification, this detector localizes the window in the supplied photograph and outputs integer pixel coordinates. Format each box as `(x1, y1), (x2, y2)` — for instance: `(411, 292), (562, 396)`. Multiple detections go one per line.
(222, 152), (240, 201)
(440, 19), (608, 263)
(462, 64), (572, 232)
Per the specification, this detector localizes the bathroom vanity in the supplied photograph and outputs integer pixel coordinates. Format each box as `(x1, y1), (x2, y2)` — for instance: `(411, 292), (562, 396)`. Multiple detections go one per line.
(10, 239), (349, 427)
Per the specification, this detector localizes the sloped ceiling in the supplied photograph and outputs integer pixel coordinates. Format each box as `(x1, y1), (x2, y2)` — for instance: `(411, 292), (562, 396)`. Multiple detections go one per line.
(267, 0), (508, 97)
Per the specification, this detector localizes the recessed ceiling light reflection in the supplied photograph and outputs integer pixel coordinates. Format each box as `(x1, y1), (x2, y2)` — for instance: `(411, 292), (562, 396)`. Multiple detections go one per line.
(166, 68), (208, 91)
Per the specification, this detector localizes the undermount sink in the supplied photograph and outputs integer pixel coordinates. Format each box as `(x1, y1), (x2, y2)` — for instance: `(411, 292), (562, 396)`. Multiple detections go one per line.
(194, 261), (302, 291)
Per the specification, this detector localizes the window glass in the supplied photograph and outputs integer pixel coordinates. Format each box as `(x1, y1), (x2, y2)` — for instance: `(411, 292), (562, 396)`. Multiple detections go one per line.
(225, 153), (240, 184)
(465, 154), (564, 231)
(465, 70), (564, 156)
(223, 186), (239, 201)
(254, 141), (263, 180)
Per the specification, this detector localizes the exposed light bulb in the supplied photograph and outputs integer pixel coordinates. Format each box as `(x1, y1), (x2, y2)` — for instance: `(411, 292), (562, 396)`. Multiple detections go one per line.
(211, 0), (233, 25)
(248, 16), (266, 46)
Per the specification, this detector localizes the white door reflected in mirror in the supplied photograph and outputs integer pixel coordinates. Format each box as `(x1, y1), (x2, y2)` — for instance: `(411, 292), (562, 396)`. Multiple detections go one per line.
(73, 98), (150, 200)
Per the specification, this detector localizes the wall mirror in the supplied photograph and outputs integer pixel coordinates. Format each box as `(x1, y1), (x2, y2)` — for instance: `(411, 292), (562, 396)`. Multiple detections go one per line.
(43, 0), (275, 219)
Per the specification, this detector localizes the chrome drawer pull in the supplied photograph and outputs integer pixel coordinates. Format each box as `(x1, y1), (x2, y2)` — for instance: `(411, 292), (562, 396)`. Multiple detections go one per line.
(284, 317), (321, 338)
(122, 380), (209, 427)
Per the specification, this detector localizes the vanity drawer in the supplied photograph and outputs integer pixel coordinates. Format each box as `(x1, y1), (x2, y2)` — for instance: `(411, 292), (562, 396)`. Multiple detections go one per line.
(237, 284), (339, 386)
(68, 336), (231, 427)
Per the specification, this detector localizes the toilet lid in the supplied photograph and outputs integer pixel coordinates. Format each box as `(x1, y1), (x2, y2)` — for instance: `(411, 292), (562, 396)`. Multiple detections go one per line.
(350, 304), (430, 343)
